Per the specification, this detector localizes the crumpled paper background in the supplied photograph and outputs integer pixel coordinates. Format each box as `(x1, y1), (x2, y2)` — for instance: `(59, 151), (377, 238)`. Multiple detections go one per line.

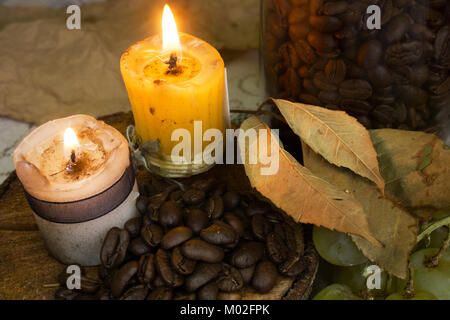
(0, 0), (260, 124)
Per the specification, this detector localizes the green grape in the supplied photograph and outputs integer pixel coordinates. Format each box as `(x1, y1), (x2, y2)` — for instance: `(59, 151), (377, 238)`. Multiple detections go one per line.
(333, 263), (390, 297)
(386, 291), (437, 300)
(429, 227), (449, 249)
(313, 284), (362, 300)
(313, 226), (367, 266)
(396, 248), (450, 300)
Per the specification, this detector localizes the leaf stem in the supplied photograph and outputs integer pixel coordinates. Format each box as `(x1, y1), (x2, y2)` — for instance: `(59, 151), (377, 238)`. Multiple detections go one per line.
(403, 261), (415, 299)
(425, 225), (450, 268)
(417, 215), (450, 243)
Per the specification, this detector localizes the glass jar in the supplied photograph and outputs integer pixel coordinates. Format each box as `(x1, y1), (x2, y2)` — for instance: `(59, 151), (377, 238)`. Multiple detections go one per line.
(261, 0), (449, 131)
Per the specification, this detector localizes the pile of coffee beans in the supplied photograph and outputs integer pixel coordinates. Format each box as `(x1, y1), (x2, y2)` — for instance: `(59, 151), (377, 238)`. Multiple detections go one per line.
(263, 0), (449, 130)
(55, 177), (306, 300)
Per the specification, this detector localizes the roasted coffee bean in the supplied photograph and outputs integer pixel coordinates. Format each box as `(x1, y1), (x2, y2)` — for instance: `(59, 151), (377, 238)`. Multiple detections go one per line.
(120, 285), (148, 300)
(307, 30), (337, 53)
(223, 213), (245, 237)
(368, 65), (394, 88)
(321, 1), (348, 15)
(280, 42), (300, 69)
(181, 239), (225, 263)
(357, 40), (383, 69)
(185, 263), (222, 292)
(251, 215), (273, 241)
(136, 196), (148, 214)
(318, 90), (341, 104)
(239, 265), (256, 285)
(339, 79), (373, 100)
(171, 246), (196, 275)
(325, 59), (346, 84)
(124, 217), (142, 239)
(217, 264), (244, 292)
(393, 101), (408, 124)
(111, 260), (139, 298)
(223, 191), (240, 210)
(252, 261), (278, 294)
(137, 253), (156, 285)
(153, 275), (166, 287)
(200, 222), (237, 245)
(309, 0), (323, 15)
(397, 85), (428, 107)
(183, 189), (205, 205)
(371, 105), (396, 124)
(294, 40), (317, 65)
(169, 190), (183, 202)
(385, 41), (423, 67)
(174, 291), (197, 300)
(289, 23), (310, 41)
(409, 24), (435, 41)
(230, 242), (265, 268)
(155, 249), (184, 288)
(313, 72), (337, 91)
(159, 201), (184, 228)
(209, 183), (226, 197)
(309, 15), (343, 33)
(185, 209), (209, 234)
(278, 256), (307, 277)
(128, 237), (152, 256)
(197, 282), (219, 300)
(299, 93), (322, 105)
(161, 226), (193, 250)
(383, 13), (410, 43)
(204, 195), (224, 219)
(246, 201), (270, 217)
(303, 78), (319, 95)
(288, 7), (308, 24)
(266, 232), (289, 264)
(141, 223), (164, 247)
(101, 227), (130, 269)
(147, 287), (173, 300)
(341, 99), (372, 116)
(191, 178), (215, 192)
(435, 26), (449, 66)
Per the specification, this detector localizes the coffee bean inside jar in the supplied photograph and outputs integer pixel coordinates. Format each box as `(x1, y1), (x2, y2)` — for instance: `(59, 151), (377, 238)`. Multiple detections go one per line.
(56, 177), (307, 300)
(263, 0), (449, 130)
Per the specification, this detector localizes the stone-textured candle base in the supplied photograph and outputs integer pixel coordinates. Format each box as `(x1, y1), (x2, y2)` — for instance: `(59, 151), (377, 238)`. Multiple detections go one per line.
(33, 182), (139, 266)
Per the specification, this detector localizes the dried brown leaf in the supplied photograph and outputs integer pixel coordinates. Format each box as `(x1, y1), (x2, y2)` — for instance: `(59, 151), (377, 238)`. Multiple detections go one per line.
(371, 130), (450, 218)
(239, 116), (381, 247)
(273, 99), (385, 193)
(302, 143), (418, 279)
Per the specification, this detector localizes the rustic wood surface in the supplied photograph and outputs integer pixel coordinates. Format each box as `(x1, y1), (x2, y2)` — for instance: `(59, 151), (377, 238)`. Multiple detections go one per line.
(0, 112), (318, 300)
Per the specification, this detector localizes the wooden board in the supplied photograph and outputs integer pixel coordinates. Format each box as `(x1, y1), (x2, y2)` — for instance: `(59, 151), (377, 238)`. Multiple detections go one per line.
(0, 112), (318, 300)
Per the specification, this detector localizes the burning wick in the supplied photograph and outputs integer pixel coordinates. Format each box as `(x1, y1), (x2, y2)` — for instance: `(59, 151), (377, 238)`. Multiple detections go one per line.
(165, 52), (181, 75)
(64, 128), (80, 173)
(70, 150), (76, 163)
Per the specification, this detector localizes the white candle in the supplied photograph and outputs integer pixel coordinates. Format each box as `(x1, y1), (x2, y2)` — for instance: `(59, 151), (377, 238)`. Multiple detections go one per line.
(14, 114), (139, 266)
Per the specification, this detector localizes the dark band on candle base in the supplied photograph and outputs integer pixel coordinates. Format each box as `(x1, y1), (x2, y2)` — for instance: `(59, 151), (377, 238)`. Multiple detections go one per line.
(24, 164), (135, 224)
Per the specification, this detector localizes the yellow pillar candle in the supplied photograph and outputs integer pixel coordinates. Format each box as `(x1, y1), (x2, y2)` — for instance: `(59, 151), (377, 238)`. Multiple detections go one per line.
(120, 5), (225, 177)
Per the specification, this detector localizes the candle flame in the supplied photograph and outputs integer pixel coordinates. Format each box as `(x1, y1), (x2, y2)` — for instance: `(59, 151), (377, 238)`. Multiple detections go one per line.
(64, 128), (80, 161)
(162, 4), (181, 53)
